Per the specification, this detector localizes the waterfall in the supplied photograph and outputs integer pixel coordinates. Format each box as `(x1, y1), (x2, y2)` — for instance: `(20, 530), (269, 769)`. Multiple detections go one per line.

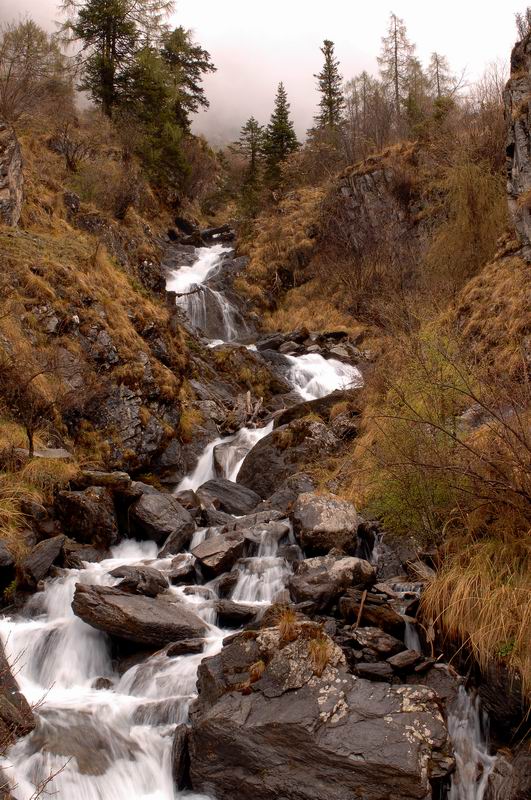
(448, 687), (497, 800)
(285, 353), (363, 400)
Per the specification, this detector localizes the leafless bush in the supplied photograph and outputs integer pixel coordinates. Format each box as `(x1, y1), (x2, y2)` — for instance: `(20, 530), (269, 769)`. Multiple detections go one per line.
(50, 118), (95, 173)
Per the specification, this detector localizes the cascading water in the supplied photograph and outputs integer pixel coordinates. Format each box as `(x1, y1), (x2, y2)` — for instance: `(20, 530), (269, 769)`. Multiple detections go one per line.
(447, 686), (497, 800)
(166, 245), (242, 342)
(285, 353), (363, 400)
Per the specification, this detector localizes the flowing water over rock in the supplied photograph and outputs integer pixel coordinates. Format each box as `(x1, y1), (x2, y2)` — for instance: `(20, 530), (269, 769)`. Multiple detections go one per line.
(0, 243), (499, 800)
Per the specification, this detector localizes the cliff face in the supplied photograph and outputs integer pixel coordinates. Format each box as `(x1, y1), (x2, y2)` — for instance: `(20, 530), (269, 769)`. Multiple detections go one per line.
(505, 32), (531, 258)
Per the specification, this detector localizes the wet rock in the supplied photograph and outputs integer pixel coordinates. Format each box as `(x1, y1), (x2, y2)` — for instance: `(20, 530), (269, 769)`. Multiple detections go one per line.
(486, 740), (531, 800)
(173, 723), (191, 790)
(62, 539), (106, 569)
(0, 642), (35, 745)
(168, 554), (196, 585)
(92, 677), (113, 690)
(196, 478), (261, 515)
(55, 487), (119, 549)
(289, 554), (375, 611)
(291, 492), (359, 554)
(339, 589), (405, 637)
(20, 535), (65, 588)
(237, 420), (339, 499)
(355, 661), (394, 681)
(72, 584), (207, 647)
(273, 389), (360, 429)
(129, 492), (195, 550)
(404, 664), (460, 706)
(109, 565), (169, 597)
(256, 473), (316, 514)
(167, 639), (204, 657)
(76, 470), (132, 490)
(240, 520), (290, 547)
(216, 600), (258, 627)
(349, 626), (406, 658)
(387, 649), (423, 671)
(192, 532), (245, 577)
(189, 624), (452, 800)
(215, 570), (240, 598)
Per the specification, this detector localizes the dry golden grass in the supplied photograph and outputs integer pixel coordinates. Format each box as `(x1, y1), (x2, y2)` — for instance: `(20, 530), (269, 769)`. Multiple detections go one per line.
(276, 607), (299, 643)
(308, 635), (333, 677)
(263, 280), (362, 335)
(178, 407), (204, 443)
(248, 659), (266, 683)
(421, 533), (531, 697)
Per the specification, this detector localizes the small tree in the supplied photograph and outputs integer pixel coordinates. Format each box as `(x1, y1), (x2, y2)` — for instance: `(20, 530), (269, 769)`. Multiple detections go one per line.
(516, 7), (531, 39)
(427, 52), (456, 99)
(161, 26), (216, 131)
(314, 39), (345, 129)
(231, 116), (265, 216)
(0, 20), (67, 123)
(377, 12), (415, 120)
(263, 82), (299, 185)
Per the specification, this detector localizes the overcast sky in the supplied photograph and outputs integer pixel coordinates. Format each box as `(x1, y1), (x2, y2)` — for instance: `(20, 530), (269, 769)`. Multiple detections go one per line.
(1, 1), (524, 142)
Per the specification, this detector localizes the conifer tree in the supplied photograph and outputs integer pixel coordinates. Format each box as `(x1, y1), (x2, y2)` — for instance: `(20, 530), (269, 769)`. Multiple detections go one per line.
(427, 52), (454, 99)
(263, 82), (299, 184)
(62, 0), (173, 116)
(314, 39), (345, 128)
(233, 116), (264, 182)
(377, 12), (415, 119)
(161, 26), (216, 131)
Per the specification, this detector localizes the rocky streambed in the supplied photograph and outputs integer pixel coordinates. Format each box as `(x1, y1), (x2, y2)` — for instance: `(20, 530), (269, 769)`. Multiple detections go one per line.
(0, 242), (519, 800)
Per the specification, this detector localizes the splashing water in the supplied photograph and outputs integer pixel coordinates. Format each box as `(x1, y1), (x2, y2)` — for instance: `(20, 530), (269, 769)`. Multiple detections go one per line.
(285, 353), (363, 400)
(448, 686), (497, 800)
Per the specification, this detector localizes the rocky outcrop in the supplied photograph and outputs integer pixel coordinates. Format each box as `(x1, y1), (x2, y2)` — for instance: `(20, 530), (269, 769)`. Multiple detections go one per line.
(72, 584), (207, 647)
(291, 492), (359, 554)
(237, 419), (339, 499)
(289, 553), (375, 611)
(19, 535), (65, 588)
(0, 123), (23, 226)
(109, 565), (169, 597)
(55, 488), (119, 550)
(191, 531), (245, 577)
(505, 32), (531, 256)
(188, 622), (452, 800)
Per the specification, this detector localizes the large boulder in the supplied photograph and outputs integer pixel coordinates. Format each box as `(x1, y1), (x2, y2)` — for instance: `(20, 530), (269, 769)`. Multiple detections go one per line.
(192, 532), (245, 577)
(72, 584), (206, 647)
(0, 541), (16, 594)
(129, 492), (195, 551)
(289, 553), (375, 611)
(55, 487), (119, 549)
(188, 623), (452, 800)
(339, 589), (406, 637)
(0, 643), (35, 747)
(19, 535), (65, 588)
(196, 478), (260, 516)
(291, 492), (359, 554)
(505, 31), (531, 255)
(237, 419), (339, 499)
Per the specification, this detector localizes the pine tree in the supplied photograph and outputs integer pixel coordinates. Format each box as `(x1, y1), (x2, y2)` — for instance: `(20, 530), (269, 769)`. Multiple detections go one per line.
(314, 39), (345, 128)
(233, 117), (264, 182)
(161, 26), (216, 131)
(377, 12), (415, 119)
(62, 0), (174, 116)
(263, 82), (299, 184)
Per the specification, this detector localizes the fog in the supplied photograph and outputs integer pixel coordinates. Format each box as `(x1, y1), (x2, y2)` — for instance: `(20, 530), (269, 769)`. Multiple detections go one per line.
(1, 0), (523, 142)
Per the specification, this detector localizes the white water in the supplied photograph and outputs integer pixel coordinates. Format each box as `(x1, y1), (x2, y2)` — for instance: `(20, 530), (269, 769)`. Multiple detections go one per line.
(448, 686), (497, 800)
(0, 540), (223, 800)
(286, 353), (363, 400)
(166, 245), (242, 342)
(176, 421), (274, 493)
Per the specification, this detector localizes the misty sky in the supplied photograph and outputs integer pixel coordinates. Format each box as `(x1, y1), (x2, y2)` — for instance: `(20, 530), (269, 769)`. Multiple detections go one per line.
(1, 0), (524, 142)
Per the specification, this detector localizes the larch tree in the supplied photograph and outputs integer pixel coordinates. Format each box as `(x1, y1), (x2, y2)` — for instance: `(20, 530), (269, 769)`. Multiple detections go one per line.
(233, 116), (264, 182)
(263, 82), (299, 184)
(62, 0), (174, 116)
(314, 39), (345, 128)
(427, 52), (455, 99)
(377, 12), (415, 120)
(161, 26), (216, 131)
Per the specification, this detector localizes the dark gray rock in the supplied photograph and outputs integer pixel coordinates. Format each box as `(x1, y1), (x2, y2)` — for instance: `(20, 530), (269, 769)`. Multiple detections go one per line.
(0, 643), (35, 746)
(168, 554), (196, 585)
(339, 589), (405, 637)
(109, 565), (169, 597)
(291, 491), (358, 554)
(387, 649), (423, 671)
(172, 723), (191, 790)
(55, 487), (119, 549)
(72, 584), (207, 647)
(0, 123), (23, 226)
(289, 553), (375, 611)
(129, 492), (195, 550)
(237, 420), (339, 499)
(0, 541), (15, 593)
(188, 624), (452, 800)
(167, 640), (204, 657)
(355, 661), (394, 681)
(196, 478), (260, 516)
(20, 535), (65, 588)
(216, 600), (258, 627)
(192, 533), (245, 577)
